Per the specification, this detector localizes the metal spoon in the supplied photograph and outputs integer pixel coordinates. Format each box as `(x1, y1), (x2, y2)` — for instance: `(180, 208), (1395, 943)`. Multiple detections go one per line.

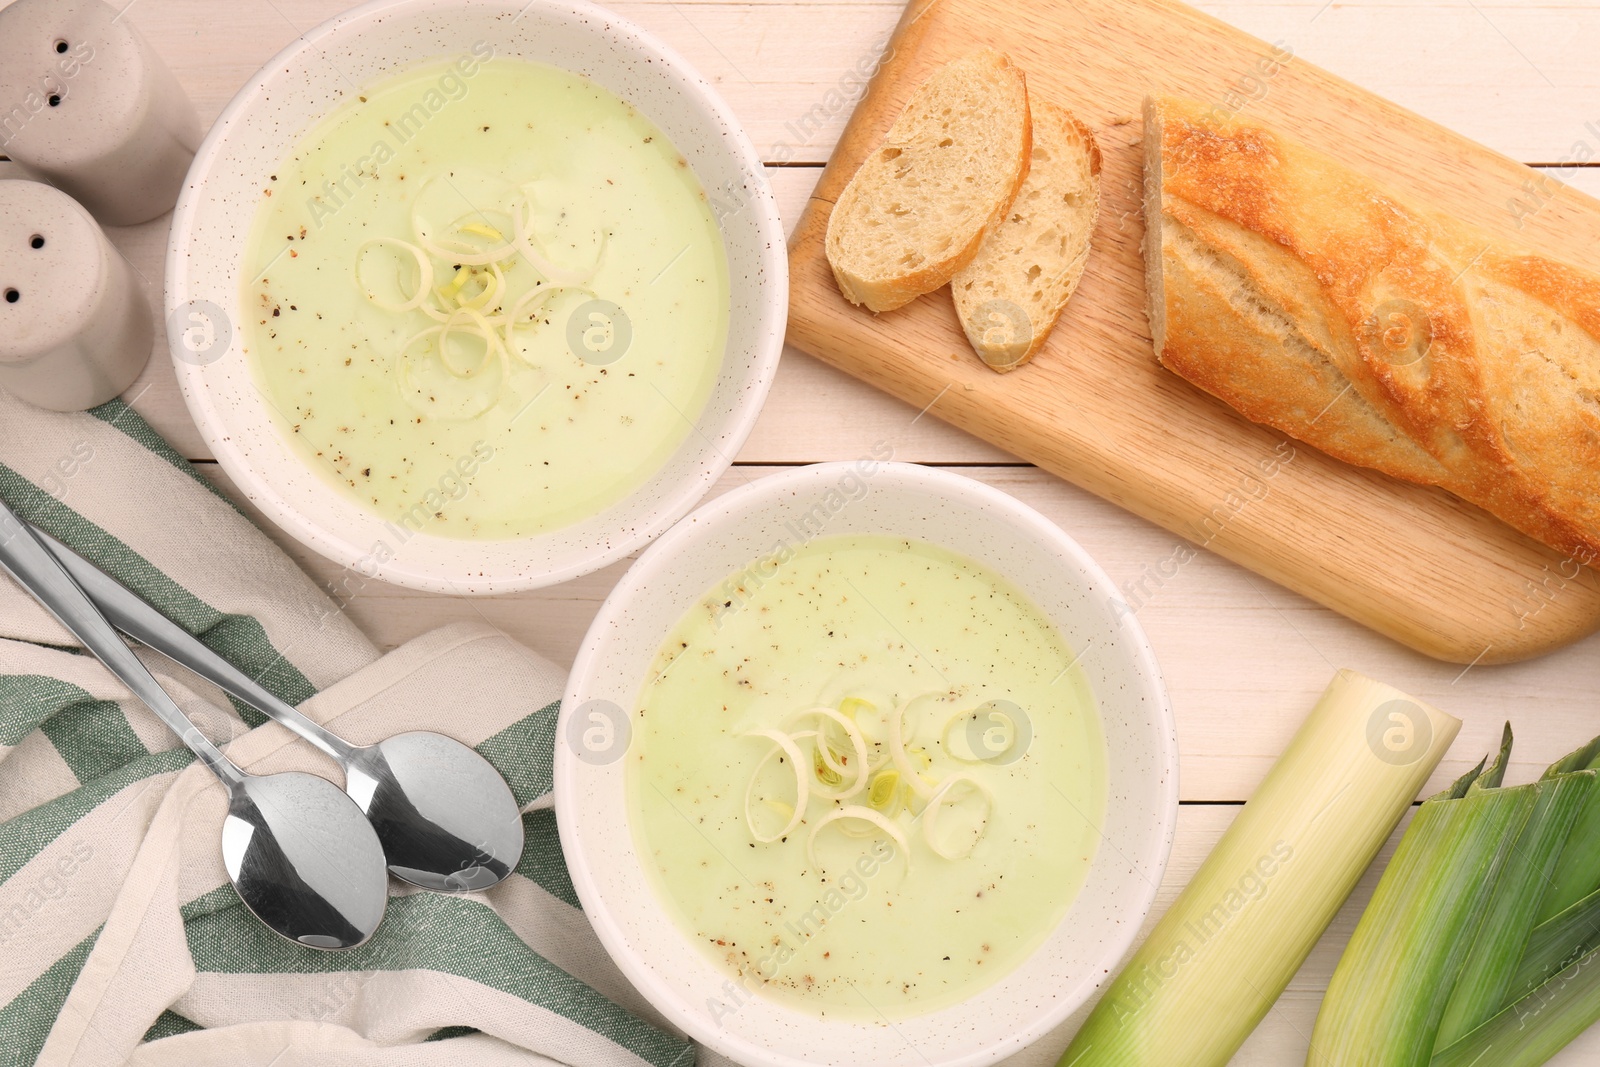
(0, 500), (388, 949)
(31, 526), (525, 893)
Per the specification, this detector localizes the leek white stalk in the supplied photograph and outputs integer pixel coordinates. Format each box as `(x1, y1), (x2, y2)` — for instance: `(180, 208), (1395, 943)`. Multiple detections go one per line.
(1058, 670), (1459, 1067)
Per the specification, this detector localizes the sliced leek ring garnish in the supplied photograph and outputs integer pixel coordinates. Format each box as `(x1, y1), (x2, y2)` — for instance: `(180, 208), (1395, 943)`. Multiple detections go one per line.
(436, 306), (505, 378)
(433, 259), (505, 314)
(356, 238), (434, 313)
(866, 768), (903, 816)
(408, 183), (520, 269)
(921, 772), (994, 861)
(459, 221), (507, 241)
(742, 729), (809, 844)
(511, 198), (593, 286)
(806, 806), (910, 873)
(742, 693), (1006, 864)
(786, 706), (869, 801)
(838, 694), (892, 770)
(419, 232), (518, 268)
(889, 691), (947, 800)
(395, 323), (501, 421)
(512, 188), (606, 284)
(502, 285), (597, 356)
(357, 180), (613, 420)
(940, 703), (1021, 764)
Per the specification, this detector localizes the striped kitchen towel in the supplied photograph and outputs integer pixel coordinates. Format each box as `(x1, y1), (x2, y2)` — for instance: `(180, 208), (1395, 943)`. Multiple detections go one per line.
(0, 390), (696, 1067)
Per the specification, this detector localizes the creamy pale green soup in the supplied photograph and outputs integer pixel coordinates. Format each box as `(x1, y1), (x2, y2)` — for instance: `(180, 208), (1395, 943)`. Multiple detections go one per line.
(629, 535), (1107, 1019)
(241, 55), (729, 539)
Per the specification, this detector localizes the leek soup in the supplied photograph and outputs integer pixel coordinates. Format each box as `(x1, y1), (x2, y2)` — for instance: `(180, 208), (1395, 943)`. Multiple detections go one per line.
(627, 534), (1107, 1020)
(240, 54), (730, 540)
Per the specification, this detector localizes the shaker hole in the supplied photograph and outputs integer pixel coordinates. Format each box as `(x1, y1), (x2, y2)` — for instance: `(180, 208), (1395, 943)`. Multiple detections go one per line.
(30, 235), (44, 249)
(55, 40), (69, 54)
(4, 289), (18, 304)
(47, 95), (60, 107)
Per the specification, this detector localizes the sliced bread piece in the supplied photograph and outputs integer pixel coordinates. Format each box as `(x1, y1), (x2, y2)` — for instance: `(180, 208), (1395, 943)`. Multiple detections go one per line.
(825, 50), (1031, 313)
(951, 100), (1101, 371)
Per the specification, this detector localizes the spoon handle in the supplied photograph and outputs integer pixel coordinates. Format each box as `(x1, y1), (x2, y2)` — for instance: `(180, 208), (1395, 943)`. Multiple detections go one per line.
(27, 525), (354, 764)
(0, 499), (243, 787)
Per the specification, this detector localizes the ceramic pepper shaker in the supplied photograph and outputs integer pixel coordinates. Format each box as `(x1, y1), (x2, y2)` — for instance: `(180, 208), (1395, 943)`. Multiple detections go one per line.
(0, 179), (151, 411)
(0, 0), (201, 226)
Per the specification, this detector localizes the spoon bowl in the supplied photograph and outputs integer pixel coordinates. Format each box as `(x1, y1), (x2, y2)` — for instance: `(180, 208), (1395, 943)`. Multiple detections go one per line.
(223, 770), (390, 949)
(347, 732), (524, 893)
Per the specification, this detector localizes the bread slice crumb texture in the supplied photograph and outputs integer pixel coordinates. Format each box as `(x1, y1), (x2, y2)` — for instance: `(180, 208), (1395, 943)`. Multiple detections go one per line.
(953, 99), (1102, 371)
(825, 49), (1031, 313)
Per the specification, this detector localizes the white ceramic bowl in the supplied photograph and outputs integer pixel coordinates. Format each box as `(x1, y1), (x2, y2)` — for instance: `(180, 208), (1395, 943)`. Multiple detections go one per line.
(557, 463), (1179, 1067)
(166, 0), (786, 592)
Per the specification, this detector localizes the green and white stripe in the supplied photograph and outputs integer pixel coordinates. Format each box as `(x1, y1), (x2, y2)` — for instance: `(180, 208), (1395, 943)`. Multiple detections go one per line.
(0, 392), (695, 1067)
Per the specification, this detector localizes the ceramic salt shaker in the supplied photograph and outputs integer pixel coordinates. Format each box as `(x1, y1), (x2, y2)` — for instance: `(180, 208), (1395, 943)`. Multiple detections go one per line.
(0, 0), (200, 226)
(0, 180), (151, 411)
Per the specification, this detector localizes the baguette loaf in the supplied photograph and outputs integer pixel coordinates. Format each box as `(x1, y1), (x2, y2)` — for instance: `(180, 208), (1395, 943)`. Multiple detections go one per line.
(1143, 95), (1600, 563)
(826, 50), (1031, 313)
(952, 100), (1101, 372)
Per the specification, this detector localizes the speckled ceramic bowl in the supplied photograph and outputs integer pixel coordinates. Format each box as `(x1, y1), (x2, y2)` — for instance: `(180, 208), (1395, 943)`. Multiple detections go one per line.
(166, 0), (785, 592)
(557, 463), (1179, 1067)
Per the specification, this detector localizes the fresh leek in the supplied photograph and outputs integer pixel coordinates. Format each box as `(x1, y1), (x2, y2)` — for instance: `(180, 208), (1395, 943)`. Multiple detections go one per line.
(1058, 670), (1459, 1067)
(1432, 943), (1600, 1067)
(1309, 726), (1600, 1067)
(1537, 732), (1600, 923)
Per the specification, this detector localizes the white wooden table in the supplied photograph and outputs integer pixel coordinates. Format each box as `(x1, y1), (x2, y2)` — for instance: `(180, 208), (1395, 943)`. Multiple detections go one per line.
(25, 0), (1600, 1061)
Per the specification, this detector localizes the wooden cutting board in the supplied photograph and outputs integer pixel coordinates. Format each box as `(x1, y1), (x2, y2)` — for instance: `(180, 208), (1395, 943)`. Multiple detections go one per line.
(784, 0), (1600, 665)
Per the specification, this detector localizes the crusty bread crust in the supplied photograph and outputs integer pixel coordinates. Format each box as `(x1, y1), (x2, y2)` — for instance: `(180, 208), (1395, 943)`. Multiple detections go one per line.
(952, 100), (1101, 371)
(1143, 95), (1600, 562)
(825, 50), (1032, 313)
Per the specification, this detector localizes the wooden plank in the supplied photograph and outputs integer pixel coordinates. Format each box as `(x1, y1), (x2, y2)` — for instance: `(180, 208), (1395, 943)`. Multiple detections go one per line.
(785, 0), (1600, 665)
(199, 461), (1600, 804)
(1194, 0), (1600, 165)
